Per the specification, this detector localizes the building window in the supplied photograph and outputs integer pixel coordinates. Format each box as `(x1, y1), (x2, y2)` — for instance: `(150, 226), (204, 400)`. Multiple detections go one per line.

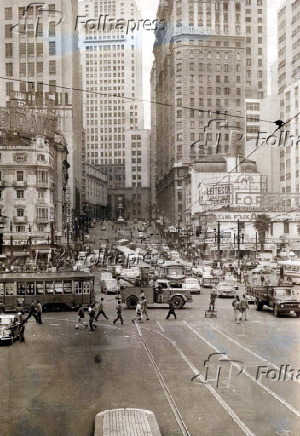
(28, 63), (35, 77)
(16, 226), (25, 233)
(20, 63), (26, 76)
(49, 41), (56, 55)
(17, 208), (24, 217)
(37, 63), (43, 74)
(5, 25), (12, 38)
(16, 190), (24, 199)
(49, 80), (56, 92)
(37, 154), (46, 162)
(37, 43), (43, 56)
(16, 171), (24, 181)
(49, 22), (56, 36)
(49, 61), (56, 74)
(37, 208), (49, 221)
(5, 8), (13, 20)
(283, 221), (289, 234)
(37, 170), (48, 184)
(28, 43), (34, 55)
(6, 82), (13, 96)
(15, 154), (26, 162)
(5, 63), (13, 77)
(5, 43), (13, 58)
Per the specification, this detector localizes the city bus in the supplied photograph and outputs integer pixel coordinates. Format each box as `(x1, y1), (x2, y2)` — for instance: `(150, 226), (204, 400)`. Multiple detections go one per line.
(0, 271), (95, 312)
(154, 262), (186, 281)
(278, 260), (300, 284)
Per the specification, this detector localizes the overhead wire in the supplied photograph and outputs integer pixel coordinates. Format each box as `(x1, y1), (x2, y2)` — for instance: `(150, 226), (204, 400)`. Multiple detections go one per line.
(1, 76), (299, 222)
(176, 108), (300, 221)
(0, 75), (274, 124)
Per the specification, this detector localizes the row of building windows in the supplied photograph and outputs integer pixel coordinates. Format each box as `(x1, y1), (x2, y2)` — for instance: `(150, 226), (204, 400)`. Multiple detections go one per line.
(6, 61), (56, 77)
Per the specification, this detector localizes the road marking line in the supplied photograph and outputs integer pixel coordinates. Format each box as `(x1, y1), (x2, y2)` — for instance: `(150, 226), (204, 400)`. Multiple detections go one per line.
(135, 323), (142, 337)
(184, 321), (300, 418)
(140, 326), (254, 436)
(156, 321), (165, 332)
(205, 322), (300, 384)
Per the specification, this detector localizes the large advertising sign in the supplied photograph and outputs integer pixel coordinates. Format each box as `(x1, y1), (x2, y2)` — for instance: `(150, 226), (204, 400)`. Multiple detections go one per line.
(199, 183), (231, 209)
(0, 108), (58, 139)
(197, 172), (299, 213)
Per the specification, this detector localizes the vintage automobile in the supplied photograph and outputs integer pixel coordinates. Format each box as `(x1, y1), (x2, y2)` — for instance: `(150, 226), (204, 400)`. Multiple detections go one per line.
(215, 279), (238, 297)
(0, 314), (21, 345)
(184, 277), (201, 295)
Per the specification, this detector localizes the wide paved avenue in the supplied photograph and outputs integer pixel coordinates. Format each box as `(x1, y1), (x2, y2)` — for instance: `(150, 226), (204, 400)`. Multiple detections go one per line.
(1, 290), (300, 436)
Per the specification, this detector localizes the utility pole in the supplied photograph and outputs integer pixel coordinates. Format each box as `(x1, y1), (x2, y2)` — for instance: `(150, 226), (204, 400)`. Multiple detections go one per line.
(66, 222), (70, 255)
(255, 232), (258, 259)
(217, 221), (221, 264)
(237, 219), (241, 270)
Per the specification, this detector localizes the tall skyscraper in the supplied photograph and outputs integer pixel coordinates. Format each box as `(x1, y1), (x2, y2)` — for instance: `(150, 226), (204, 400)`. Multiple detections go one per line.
(277, 0), (300, 199)
(79, 0), (151, 220)
(0, 0), (85, 224)
(152, 0), (248, 223)
(244, 0), (268, 142)
(151, 0), (268, 224)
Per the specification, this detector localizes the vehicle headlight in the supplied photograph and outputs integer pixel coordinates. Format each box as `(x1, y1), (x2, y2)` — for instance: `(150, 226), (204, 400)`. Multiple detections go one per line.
(280, 304), (284, 308)
(0, 329), (10, 337)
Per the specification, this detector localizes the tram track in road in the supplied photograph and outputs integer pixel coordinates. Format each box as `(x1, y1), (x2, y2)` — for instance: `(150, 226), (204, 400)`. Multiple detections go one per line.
(183, 321), (300, 419)
(205, 322), (300, 385)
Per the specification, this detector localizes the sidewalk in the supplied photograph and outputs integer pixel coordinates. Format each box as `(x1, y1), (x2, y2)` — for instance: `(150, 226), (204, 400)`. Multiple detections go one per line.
(95, 408), (161, 436)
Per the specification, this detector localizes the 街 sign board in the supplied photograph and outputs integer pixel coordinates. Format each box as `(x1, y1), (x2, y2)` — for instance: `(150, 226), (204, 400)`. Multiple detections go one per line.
(0, 108), (58, 139)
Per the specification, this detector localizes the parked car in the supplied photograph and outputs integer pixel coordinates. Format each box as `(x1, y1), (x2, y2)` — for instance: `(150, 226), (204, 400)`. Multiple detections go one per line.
(245, 261), (259, 270)
(215, 279), (237, 298)
(0, 314), (21, 345)
(184, 277), (201, 295)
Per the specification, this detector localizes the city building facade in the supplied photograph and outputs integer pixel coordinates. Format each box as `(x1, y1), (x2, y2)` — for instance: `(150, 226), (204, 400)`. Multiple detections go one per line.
(0, 108), (68, 261)
(182, 155), (300, 259)
(151, 0), (268, 224)
(152, 0), (247, 224)
(0, 0), (85, 222)
(277, 0), (300, 202)
(84, 163), (108, 220)
(78, 0), (151, 220)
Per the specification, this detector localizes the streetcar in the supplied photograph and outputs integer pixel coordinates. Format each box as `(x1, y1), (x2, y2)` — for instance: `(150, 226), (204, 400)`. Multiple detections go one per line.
(0, 271), (95, 312)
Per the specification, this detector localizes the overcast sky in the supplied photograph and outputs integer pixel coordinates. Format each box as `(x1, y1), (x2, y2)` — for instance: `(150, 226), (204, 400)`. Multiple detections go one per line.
(137, 0), (285, 126)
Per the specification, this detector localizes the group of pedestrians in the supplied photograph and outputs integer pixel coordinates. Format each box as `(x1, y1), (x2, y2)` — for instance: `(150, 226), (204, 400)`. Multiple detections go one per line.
(132, 292), (150, 323)
(76, 298), (110, 331)
(232, 295), (249, 324)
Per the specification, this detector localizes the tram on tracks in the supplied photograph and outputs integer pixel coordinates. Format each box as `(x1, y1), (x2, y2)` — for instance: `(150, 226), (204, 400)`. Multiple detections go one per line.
(0, 271), (95, 312)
